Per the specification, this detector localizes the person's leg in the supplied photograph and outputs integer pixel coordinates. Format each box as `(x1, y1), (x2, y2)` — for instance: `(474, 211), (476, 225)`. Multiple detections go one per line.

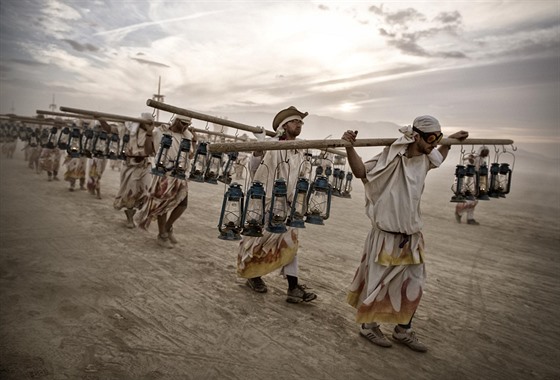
(124, 208), (136, 228)
(466, 200), (479, 225)
(392, 313), (428, 352)
(157, 213), (173, 249)
(165, 195), (188, 244)
(284, 257), (316, 303)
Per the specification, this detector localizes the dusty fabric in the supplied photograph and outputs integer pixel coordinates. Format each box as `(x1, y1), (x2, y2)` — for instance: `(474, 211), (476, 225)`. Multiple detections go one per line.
(63, 156), (86, 182)
(113, 157), (152, 210)
(237, 144), (305, 279)
(39, 147), (61, 173)
(87, 157), (108, 192)
(134, 124), (192, 229)
(348, 146), (441, 324)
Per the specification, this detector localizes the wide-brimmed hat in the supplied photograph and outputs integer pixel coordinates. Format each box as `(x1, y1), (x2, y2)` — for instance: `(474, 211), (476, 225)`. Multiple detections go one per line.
(272, 106), (308, 131)
(176, 114), (192, 125)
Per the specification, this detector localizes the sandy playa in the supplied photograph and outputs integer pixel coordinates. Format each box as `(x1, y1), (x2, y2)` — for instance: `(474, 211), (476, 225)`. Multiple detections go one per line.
(1, 143), (559, 380)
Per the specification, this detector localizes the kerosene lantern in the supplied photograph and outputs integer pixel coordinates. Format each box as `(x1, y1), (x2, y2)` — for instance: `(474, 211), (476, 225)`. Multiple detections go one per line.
(107, 133), (120, 160)
(218, 182), (244, 240)
(241, 181), (266, 237)
(476, 162), (490, 200)
(205, 152), (223, 184)
(488, 162), (500, 198)
(332, 168), (341, 196)
(170, 138), (192, 180)
(450, 164), (467, 202)
(190, 141), (208, 182)
(46, 126), (58, 149)
(57, 126), (71, 150)
(92, 130), (109, 157)
(151, 134), (173, 176)
(28, 130), (38, 148)
(67, 127), (82, 158)
(305, 166), (332, 225)
(118, 133), (130, 160)
(39, 128), (50, 147)
(81, 128), (95, 158)
(341, 172), (353, 198)
(335, 169), (345, 196)
(464, 164), (477, 201)
(496, 163), (513, 198)
(287, 177), (309, 228)
(18, 126), (28, 141)
(218, 151), (238, 184)
(266, 178), (289, 233)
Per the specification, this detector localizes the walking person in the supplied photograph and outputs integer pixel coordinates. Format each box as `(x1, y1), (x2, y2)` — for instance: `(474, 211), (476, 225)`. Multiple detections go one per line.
(136, 114), (196, 248)
(454, 146), (490, 225)
(342, 116), (468, 352)
(236, 106), (317, 304)
(113, 113), (155, 228)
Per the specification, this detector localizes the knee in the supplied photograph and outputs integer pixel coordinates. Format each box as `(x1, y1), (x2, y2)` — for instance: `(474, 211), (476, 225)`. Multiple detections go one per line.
(178, 195), (188, 208)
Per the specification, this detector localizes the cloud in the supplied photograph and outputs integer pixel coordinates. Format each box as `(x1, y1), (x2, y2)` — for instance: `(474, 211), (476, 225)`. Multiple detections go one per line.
(62, 39), (99, 52)
(130, 57), (170, 68)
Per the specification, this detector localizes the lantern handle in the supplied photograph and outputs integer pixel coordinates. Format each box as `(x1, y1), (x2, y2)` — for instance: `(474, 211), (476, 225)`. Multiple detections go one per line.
(497, 148), (516, 170)
(511, 144), (517, 151)
(458, 145), (465, 164)
(205, 121), (210, 131)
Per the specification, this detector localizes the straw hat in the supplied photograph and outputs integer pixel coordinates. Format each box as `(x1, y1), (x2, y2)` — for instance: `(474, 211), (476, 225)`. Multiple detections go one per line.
(272, 106), (308, 131)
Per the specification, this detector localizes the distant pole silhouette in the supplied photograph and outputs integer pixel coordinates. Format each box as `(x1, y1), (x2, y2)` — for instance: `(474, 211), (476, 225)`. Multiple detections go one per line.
(152, 76), (165, 122)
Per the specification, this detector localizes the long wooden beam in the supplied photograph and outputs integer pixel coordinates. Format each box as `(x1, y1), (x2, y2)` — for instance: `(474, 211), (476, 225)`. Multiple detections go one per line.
(207, 138), (515, 154)
(145, 99), (347, 157)
(59, 106), (162, 125)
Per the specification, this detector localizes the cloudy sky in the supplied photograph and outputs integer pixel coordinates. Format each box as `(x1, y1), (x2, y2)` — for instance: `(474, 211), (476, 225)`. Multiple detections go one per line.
(1, 1), (559, 157)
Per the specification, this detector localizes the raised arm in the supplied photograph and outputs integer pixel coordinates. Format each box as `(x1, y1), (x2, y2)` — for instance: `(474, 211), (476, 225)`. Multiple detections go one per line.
(342, 130), (367, 179)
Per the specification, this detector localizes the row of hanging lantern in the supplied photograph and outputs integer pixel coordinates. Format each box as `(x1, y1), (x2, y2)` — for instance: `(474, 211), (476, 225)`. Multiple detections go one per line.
(188, 141), (239, 185)
(314, 153), (354, 199)
(217, 154), (333, 241)
(150, 133), (193, 180)
(450, 145), (515, 202)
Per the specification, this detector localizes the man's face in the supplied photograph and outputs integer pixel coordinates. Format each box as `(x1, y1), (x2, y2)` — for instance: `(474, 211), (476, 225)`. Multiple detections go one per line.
(415, 134), (438, 155)
(283, 119), (303, 139)
(174, 119), (189, 132)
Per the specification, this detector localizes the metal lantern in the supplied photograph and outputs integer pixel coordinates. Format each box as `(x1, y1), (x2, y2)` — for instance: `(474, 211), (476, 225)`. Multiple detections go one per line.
(171, 138), (192, 180)
(190, 141), (208, 182)
(341, 172), (353, 198)
(107, 133), (120, 160)
(218, 151), (238, 184)
(218, 182), (244, 240)
(204, 152), (223, 184)
(450, 164), (467, 202)
(81, 128), (95, 158)
(67, 127), (82, 158)
(324, 165), (332, 183)
(464, 164), (477, 201)
(28, 130), (38, 147)
(46, 126), (58, 149)
(335, 169), (345, 196)
(488, 162), (501, 198)
(496, 163), (513, 197)
(241, 181), (266, 237)
(118, 133), (130, 160)
(476, 162), (490, 200)
(151, 134), (173, 176)
(287, 177), (310, 228)
(39, 128), (50, 147)
(57, 126), (71, 149)
(332, 168), (341, 196)
(305, 167), (332, 225)
(92, 130), (109, 157)
(267, 178), (289, 233)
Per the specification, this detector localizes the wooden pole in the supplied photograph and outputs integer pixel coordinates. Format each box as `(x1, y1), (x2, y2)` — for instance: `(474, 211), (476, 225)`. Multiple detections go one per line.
(189, 126), (252, 141)
(145, 99), (348, 157)
(59, 106), (163, 125)
(207, 138), (515, 154)
(36, 110), (97, 120)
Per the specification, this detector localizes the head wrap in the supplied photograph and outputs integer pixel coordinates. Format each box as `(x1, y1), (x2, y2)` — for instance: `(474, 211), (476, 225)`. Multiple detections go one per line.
(140, 112), (154, 121)
(412, 115), (441, 133)
(176, 114), (192, 125)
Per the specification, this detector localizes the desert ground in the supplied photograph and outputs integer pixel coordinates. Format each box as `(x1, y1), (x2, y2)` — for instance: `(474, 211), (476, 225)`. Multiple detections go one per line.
(1, 141), (559, 380)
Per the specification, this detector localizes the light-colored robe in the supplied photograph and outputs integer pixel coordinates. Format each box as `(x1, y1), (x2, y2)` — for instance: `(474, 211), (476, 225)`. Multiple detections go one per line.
(347, 146), (443, 324)
(237, 140), (305, 279)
